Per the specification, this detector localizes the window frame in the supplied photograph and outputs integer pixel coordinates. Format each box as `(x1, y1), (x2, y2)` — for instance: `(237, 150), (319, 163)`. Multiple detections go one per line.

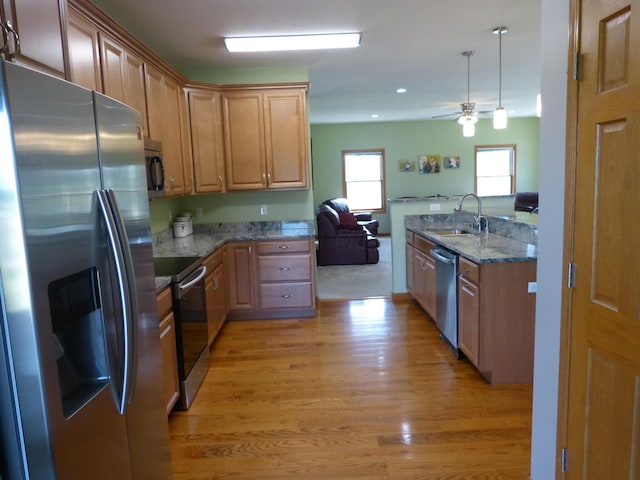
(474, 144), (517, 196)
(341, 148), (387, 213)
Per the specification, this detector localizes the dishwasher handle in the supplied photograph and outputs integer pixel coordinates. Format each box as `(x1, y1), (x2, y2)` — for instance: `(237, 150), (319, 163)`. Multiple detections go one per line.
(431, 249), (456, 265)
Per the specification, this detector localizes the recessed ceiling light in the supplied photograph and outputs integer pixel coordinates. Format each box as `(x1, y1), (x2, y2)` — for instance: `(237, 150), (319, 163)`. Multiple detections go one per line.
(396, 88), (407, 93)
(371, 114), (379, 118)
(224, 33), (361, 53)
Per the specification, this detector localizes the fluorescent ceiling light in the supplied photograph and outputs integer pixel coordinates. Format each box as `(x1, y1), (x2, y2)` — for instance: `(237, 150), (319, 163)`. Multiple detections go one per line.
(225, 33), (361, 53)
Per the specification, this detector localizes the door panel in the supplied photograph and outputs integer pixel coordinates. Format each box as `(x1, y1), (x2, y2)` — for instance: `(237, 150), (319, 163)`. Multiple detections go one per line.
(564, 0), (640, 477)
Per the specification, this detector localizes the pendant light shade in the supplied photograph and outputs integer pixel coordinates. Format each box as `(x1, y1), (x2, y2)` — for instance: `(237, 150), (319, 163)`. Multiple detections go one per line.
(493, 106), (507, 129)
(493, 26), (508, 130)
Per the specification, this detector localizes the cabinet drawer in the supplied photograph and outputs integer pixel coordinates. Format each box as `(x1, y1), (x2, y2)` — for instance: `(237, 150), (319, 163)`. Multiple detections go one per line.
(414, 235), (436, 255)
(156, 286), (173, 318)
(258, 254), (312, 282)
(405, 230), (414, 245)
(257, 239), (311, 255)
(203, 247), (223, 273)
(259, 282), (313, 309)
(459, 256), (480, 284)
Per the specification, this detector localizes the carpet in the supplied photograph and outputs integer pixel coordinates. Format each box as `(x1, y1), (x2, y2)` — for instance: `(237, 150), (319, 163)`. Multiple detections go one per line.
(316, 236), (392, 300)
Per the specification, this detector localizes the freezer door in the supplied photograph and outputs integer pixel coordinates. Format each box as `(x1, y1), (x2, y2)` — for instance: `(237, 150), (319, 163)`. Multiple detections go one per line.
(0, 61), (133, 479)
(93, 92), (173, 478)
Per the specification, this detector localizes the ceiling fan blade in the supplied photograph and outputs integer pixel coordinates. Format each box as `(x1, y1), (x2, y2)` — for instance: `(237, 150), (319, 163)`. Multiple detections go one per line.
(432, 112), (462, 119)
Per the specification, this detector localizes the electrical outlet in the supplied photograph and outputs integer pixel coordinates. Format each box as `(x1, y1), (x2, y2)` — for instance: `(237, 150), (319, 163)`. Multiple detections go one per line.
(196, 207), (203, 218)
(260, 204), (268, 216)
(528, 282), (537, 293)
(429, 203), (441, 211)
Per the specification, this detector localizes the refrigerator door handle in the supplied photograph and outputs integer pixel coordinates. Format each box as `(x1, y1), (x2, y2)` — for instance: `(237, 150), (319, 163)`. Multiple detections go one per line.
(104, 189), (139, 408)
(96, 189), (137, 414)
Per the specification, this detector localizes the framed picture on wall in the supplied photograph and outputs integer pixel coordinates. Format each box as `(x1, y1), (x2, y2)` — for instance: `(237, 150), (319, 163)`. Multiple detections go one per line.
(399, 159), (416, 171)
(444, 156), (460, 168)
(418, 155), (441, 174)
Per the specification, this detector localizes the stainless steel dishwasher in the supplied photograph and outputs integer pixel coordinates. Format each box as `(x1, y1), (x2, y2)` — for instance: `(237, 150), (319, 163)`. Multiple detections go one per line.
(431, 247), (459, 357)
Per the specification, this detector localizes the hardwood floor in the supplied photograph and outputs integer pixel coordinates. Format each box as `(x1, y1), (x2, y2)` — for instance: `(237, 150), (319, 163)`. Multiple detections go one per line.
(168, 298), (532, 479)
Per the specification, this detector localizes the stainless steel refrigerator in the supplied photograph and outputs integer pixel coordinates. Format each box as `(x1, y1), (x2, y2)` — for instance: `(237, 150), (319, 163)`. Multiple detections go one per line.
(0, 61), (173, 479)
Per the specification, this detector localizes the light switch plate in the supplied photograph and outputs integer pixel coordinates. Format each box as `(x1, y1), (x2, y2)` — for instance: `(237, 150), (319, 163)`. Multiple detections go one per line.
(528, 282), (537, 293)
(429, 203), (441, 211)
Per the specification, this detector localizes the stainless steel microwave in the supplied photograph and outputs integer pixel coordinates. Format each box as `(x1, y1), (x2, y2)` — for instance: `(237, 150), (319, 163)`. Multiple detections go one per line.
(144, 138), (164, 198)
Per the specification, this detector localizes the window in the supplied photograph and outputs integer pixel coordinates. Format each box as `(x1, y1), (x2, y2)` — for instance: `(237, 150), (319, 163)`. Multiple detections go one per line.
(342, 149), (386, 212)
(474, 145), (516, 196)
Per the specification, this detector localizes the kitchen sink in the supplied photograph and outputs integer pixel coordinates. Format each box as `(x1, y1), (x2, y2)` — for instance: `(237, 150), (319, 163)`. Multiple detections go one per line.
(430, 229), (477, 237)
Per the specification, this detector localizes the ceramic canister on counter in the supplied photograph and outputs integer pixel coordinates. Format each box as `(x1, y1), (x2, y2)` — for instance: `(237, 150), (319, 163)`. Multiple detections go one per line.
(173, 220), (190, 238)
(175, 212), (193, 236)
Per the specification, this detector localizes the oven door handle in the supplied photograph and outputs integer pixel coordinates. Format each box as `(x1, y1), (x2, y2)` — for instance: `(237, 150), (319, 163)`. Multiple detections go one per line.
(178, 265), (207, 297)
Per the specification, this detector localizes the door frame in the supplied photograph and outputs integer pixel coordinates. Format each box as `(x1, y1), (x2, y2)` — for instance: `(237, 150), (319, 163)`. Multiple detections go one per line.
(556, 0), (581, 477)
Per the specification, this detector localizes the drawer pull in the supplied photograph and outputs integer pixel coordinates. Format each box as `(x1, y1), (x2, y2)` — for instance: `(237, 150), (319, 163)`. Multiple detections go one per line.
(281, 294), (293, 298)
(278, 245), (290, 249)
(279, 267), (291, 271)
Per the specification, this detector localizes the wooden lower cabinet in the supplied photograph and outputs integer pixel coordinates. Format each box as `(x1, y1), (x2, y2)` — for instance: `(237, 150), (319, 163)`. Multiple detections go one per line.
(457, 256), (537, 384)
(156, 286), (179, 414)
(457, 274), (480, 367)
(407, 231), (436, 320)
(225, 242), (256, 313)
(226, 239), (316, 320)
(203, 248), (226, 345)
(256, 239), (315, 315)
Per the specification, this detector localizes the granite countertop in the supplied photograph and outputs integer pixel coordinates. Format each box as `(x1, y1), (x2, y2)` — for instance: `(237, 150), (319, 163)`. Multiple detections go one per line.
(153, 221), (315, 292)
(405, 215), (537, 264)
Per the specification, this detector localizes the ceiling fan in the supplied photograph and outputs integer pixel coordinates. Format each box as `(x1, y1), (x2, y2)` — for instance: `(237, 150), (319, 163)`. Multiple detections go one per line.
(432, 51), (491, 126)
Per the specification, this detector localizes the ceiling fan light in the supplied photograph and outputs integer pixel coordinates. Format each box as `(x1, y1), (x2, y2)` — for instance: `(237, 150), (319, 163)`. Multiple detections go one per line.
(458, 114), (478, 126)
(493, 107), (508, 129)
(462, 122), (475, 137)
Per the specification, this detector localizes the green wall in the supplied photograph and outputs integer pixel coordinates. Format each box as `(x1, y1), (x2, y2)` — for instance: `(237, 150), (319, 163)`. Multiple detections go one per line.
(149, 190), (315, 234)
(311, 117), (540, 233)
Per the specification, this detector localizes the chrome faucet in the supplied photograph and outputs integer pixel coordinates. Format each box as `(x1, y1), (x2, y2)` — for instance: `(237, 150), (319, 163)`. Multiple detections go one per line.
(454, 193), (486, 232)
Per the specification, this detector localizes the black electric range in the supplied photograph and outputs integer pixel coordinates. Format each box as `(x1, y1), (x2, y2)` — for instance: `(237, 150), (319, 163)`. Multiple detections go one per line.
(153, 256), (202, 283)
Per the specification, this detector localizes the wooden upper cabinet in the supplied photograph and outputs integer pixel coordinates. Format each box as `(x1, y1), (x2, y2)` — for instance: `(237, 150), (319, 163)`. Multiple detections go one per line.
(222, 90), (266, 190)
(66, 6), (101, 91)
(1, 0), (66, 77)
(263, 89), (309, 189)
(188, 88), (226, 193)
(100, 34), (148, 137)
(222, 87), (309, 191)
(145, 64), (189, 196)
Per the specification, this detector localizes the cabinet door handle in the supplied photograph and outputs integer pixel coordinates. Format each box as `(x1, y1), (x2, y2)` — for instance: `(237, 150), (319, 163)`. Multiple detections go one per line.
(218, 175), (223, 185)
(5, 21), (19, 61)
(262, 173), (267, 185)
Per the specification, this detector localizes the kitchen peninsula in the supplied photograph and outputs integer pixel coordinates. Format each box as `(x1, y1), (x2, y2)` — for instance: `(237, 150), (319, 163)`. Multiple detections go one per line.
(394, 197), (538, 384)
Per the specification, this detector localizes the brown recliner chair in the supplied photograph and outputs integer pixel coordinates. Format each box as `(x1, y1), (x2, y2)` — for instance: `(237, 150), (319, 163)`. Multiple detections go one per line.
(316, 204), (380, 266)
(514, 192), (539, 213)
(322, 198), (379, 235)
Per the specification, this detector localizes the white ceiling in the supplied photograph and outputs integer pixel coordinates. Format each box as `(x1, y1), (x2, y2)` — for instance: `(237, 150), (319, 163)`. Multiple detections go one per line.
(92, 0), (541, 124)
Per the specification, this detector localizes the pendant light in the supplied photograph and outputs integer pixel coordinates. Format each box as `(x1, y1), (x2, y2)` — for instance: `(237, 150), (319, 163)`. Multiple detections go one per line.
(493, 26), (508, 129)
